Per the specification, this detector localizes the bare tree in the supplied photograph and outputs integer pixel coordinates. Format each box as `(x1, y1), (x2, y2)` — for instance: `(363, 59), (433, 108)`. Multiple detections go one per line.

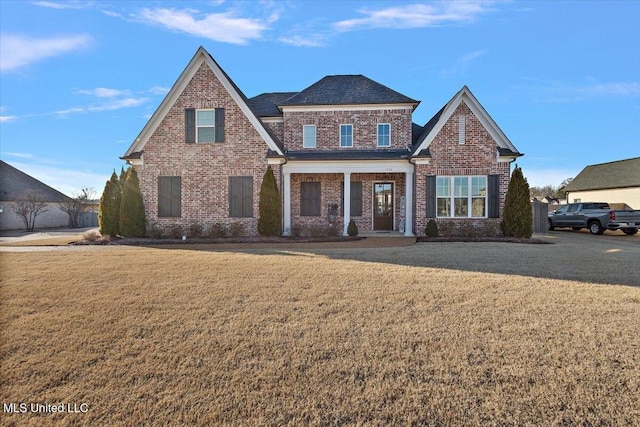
(59, 188), (96, 228)
(13, 190), (49, 232)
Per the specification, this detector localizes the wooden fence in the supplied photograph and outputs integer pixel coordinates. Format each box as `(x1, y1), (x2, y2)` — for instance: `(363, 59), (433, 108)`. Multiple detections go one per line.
(531, 200), (548, 233)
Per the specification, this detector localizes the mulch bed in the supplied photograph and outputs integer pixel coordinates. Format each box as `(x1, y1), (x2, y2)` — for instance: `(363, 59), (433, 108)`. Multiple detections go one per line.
(416, 236), (552, 244)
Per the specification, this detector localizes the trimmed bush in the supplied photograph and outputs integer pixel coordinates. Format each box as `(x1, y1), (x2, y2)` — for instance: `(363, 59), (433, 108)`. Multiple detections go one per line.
(229, 222), (246, 237)
(99, 172), (121, 237)
(501, 166), (532, 238)
(258, 165), (282, 236)
(347, 219), (358, 237)
(168, 225), (183, 239)
(425, 219), (439, 237)
(119, 168), (146, 238)
(188, 222), (203, 238)
(208, 223), (228, 238)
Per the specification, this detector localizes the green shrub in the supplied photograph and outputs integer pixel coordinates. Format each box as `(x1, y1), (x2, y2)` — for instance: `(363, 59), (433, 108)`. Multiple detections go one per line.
(257, 166), (282, 236)
(208, 223), (228, 238)
(98, 172), (121, 237)
(290, 223), (303, 237)
(188, 222), (203, 238)
(425, 219), (439, 237)
(148, 222), (163, 239)
(168, 225), (183, 239)
(119, 168), (146, 238)
(347, 219), (358, 237)
(229, 222), (246, 237)
(501, 166), (532, 238)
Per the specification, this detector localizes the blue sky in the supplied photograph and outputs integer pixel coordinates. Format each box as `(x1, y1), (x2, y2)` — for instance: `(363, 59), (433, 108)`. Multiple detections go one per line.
(1, 0), (639, 197)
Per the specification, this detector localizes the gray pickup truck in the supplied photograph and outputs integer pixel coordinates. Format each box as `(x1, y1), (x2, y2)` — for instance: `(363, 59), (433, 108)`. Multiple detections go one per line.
(548, 202), (640, 235)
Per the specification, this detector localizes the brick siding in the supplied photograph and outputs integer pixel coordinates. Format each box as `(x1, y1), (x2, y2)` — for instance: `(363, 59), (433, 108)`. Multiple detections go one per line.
(137, 63), (279, 235)
(414, 101), (511, 235)
(283, 109), (413, 151)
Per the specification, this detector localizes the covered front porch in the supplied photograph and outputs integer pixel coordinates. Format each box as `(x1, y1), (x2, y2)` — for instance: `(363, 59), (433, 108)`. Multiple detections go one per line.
(281, 160), (414, 236)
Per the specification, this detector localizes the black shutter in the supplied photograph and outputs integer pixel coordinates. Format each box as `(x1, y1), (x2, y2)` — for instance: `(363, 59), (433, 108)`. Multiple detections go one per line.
(229, 177), (252, 217)
(488, 175), (500, 218)
(242, 177), (252, 217)
(185, 109), (195, 143)
(351, 182), (362, 216)
(341, 181), (362, 217)
(215, 108), (225, 142)
(301, 182), (321, 216)
(426, 175), (436, 217)
(158, 176), (181, 217)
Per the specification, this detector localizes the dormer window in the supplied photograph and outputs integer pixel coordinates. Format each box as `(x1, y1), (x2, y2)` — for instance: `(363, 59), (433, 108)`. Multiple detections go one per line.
(377, 123), (390, 147)
(340, 124), (353, 147)
(303, 125), (316, 148)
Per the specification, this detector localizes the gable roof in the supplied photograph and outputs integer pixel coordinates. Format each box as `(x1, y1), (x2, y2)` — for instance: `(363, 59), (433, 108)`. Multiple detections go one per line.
(123, 46), (284, 159)
(563, 157), (640, 192)
(0, 160), (71, 202)
(280, 75), (419, 107)
(411, 86), (521, 158)
(248, 92), (297, 117)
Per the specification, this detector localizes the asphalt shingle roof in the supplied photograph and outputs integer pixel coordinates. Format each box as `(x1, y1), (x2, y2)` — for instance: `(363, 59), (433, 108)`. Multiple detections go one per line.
(563, 157), (640, 192)
(281, 75), (418, 106)
(248, 92), (298, 117)
(0, 160), (71, 202)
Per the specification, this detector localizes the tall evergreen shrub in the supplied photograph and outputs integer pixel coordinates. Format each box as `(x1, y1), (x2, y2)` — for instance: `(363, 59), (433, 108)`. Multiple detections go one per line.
(257, 165), (282, 236)
(99, 171), (121, 237)
(119, 167), (146, 237)
(500, 166), (532, 238)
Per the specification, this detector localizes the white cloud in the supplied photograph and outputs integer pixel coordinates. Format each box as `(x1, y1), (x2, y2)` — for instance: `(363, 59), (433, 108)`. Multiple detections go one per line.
(442, 49), (488, 76)
(0, 114), (17, 123)
(517, 78), (640, 102)
(2, 152), (34, 159)
(333, 1), (495, 31)
(53, 97), (149, 116)
(76, 88), (130, 98)
(0, 33), (92, 72)
(148, 86), (170, 95)
(137, 7), (271, 45)
(279, 34), (326, 47)
(31, 1), (94, 9)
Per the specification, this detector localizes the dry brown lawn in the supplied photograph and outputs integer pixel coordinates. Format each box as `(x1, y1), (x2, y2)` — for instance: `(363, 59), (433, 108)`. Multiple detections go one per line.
(1, 245), (639, 426)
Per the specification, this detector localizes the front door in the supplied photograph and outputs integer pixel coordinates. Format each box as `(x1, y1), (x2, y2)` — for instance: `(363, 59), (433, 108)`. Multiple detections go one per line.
(373, 182), (393, 231)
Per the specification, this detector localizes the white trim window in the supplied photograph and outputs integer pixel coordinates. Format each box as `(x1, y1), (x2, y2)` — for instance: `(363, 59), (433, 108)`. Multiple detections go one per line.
(303, 125), (316, 148)
(340, 124), (353, 147)
(377, 123), (390, 147)
(196, 109), (215, 143)
(436, 176), (487, 218)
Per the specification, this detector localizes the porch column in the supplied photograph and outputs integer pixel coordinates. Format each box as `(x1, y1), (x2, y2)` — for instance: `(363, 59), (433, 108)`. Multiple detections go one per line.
(343, 172), (351, 236)
(283, 172), (291, 236)
(404, 171), (414, 236)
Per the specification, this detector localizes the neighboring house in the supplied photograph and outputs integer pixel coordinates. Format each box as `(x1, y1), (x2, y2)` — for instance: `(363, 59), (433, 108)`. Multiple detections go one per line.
(122, 47), (522, 236)
(0, 160), (72, 230)
(564, 157), (640, 209)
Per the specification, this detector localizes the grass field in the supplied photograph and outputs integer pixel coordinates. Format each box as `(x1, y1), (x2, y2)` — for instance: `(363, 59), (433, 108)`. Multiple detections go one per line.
(1, 243), (639, 426)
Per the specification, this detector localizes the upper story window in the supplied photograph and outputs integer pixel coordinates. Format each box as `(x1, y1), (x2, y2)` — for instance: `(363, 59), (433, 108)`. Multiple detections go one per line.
(377, 123), (390, 147)
(197, 110), (216, 143)
(303, 125), (316, 148)
(185, 108), (225, 143)
(340, 124), (353, 147)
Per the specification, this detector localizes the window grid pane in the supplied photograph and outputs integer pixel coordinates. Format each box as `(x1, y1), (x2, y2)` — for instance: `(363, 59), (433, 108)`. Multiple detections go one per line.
(340, 125), (353, 147)
(303, 125), (316, 148)
(196, 109), (215, 143)
(436, 177), (450, 197)
(377, 124), (390, 147)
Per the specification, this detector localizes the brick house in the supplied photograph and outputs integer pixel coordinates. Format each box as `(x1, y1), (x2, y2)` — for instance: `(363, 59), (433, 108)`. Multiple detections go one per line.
(122, 47), (522, 236)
